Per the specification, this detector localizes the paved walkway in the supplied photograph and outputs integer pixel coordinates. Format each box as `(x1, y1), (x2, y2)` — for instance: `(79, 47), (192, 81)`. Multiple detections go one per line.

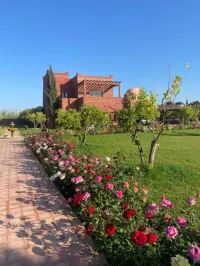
(0, 134), (106, 266)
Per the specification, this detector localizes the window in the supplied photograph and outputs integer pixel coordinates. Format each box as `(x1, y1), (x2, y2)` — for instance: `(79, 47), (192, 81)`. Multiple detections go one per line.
(90, 91), (102, 97)
(62, 92), (68, 98)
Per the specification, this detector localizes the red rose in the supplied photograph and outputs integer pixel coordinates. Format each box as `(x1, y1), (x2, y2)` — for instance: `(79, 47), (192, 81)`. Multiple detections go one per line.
(107, 164), (111, 169)
(123, 209), (136, 220)
(87, 164), (93, 170)
(145, 211), (153, 220)
(86, 225), (93, 233)
(106, 175), (112, 181)
(75, 167), (80, 173)
(73, 192), (83, 205)
(147, 233), (158, 244)
(105, 224), (116, 236)
(85, 178), (90, 184)
(87, 206), (95, 215)
(122, 203), (129, 210)
(132, 231), (147, 246)
(69, 143), (74, 149)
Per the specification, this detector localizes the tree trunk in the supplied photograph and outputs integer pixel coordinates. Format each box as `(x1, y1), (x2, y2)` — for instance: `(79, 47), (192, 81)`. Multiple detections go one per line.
(131, 131), (146, 166)
(137, 145), (146, 166)
(82, 132), (87, 144)
(148, 140), (159, 167)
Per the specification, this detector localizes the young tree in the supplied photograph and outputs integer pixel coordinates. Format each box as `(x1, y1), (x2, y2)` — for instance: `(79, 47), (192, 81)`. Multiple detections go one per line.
(56, 109), (81, 130)
(118, 72), (183, 168)
(45, 65), (58, 128)
(118, 88), (159, 166)
(179, 106), (195, 125)
(20, 112), (46, 129)
(79, 105), (111, 144)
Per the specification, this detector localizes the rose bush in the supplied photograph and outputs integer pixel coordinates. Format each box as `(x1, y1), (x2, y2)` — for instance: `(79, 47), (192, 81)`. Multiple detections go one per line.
(24, 132), (200, 266)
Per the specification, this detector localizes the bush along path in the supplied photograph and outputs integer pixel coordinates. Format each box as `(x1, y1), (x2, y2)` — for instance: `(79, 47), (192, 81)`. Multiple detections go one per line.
(25, 132), (200, 266)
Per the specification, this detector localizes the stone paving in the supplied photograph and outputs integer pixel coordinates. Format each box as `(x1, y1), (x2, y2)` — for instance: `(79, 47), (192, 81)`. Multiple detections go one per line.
(0, 133), (106, 266)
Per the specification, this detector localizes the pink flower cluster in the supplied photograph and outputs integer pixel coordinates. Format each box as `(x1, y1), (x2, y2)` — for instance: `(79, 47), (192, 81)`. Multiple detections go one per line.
(71, 176), (83, 184)
(161, 196), (174, 209)
(189, 244), (200, 262)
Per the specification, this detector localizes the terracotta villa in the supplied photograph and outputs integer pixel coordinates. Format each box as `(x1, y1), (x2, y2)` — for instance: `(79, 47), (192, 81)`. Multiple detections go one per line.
(43, 70), (123, 122)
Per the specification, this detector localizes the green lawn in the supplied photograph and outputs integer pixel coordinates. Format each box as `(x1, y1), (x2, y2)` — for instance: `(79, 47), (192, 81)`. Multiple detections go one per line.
(0, 128), (6, 136)
(64, 130), (200, 209)
(20, 128), (200, 210)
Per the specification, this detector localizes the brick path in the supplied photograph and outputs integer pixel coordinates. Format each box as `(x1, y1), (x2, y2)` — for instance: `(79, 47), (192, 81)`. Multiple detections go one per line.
(0, 134), (106, 266)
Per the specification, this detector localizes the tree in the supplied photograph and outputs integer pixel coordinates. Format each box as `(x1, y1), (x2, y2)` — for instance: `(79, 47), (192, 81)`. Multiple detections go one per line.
(118, 88), (160, 166)
(189, 101), (200, 121)
(19, 106), (46, 128)
(45, 65), (58, 128)
(56, 109), (81, 130)
(20, 111), (46, 129)
(79, 105), (111, 144)
(179, 106), (195, 125)
(117, 69), (185, 168)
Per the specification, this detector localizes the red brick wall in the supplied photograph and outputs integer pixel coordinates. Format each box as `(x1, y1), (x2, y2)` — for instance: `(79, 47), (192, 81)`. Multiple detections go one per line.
(43, 70), (122, 127)
(83, 96), (122, 112)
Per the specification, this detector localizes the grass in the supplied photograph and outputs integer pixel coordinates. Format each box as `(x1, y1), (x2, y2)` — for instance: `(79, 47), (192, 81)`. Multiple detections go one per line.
(0, 127), (6, 136)
(20, 128), (200, 210)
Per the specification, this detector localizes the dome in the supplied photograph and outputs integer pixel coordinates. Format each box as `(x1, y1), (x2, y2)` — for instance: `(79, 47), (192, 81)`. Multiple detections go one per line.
(125, 88), (140, 95)
(122, 88), (140, 108)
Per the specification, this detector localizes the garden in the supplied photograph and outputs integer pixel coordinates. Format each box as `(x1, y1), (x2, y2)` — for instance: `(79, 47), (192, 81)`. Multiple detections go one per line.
(18, 69), (200, 265)
(23, 130), (200, 266)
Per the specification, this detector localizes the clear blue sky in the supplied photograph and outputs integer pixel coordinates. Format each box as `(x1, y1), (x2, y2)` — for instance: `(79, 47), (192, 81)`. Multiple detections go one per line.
(0, 0), (199, 111)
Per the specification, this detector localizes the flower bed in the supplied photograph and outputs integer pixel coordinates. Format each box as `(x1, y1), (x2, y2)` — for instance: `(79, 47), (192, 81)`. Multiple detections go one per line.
(24, 132), (200, 266)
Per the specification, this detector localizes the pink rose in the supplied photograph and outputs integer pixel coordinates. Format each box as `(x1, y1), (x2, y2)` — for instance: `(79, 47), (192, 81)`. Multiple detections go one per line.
(95, 176), (103, 183)
(82, 192), (91, 201)
(176, 217), (188, 228)
(53, 155), (59, 161)
(70, 168), (75, 173)
(142, 189), (148, 195)
(106, 183), (114, 190)
(124, 182), (129, 188)
(187, 197), (196, 206)
(165, 226), (178, 239)
(116, 190), (123, 199)
(67, 197), (73, 203)
(73, 176), (83, 184)
(148, 203), (159, 213)
(90, 170), (95, 175)
(161, 196), (174, 209)
(189, 244), (200, 262)
(64, 160), (70, 166)
(58, 149), (64, 155)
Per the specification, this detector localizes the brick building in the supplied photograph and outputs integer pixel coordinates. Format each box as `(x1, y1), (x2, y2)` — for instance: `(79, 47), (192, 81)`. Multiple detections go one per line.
(43, 71), (123, 127)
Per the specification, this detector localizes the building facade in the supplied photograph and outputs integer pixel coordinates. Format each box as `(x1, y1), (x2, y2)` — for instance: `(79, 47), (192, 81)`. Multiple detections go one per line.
(43, 71), (123, 126)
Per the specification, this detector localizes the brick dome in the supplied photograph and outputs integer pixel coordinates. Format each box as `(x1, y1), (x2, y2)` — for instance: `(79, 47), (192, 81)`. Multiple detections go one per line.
(125, 88), (140, 96)
(122, 88), (140, 108)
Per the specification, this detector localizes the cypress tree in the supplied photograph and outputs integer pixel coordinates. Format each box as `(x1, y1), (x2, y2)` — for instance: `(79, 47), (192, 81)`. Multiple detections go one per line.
(45, 65), (58, 127)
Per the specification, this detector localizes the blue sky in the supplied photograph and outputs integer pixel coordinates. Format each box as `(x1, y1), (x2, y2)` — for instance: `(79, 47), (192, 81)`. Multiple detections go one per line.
(0, 0), (199, 111)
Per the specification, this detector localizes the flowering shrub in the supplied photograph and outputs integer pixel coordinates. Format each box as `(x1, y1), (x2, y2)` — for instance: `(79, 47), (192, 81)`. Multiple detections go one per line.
(24, 133), (200, 266)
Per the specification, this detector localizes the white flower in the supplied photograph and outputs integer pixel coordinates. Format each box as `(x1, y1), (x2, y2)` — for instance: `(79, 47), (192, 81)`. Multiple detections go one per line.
(59, 161), (64, 166)
(105, 157), (110, 162)
(55, 171), (61, 178)
(60, 174), (66, 180)
(49, 174), (57, 181)
(36, 148), (41, 154)
(171, 255), (191, 266)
